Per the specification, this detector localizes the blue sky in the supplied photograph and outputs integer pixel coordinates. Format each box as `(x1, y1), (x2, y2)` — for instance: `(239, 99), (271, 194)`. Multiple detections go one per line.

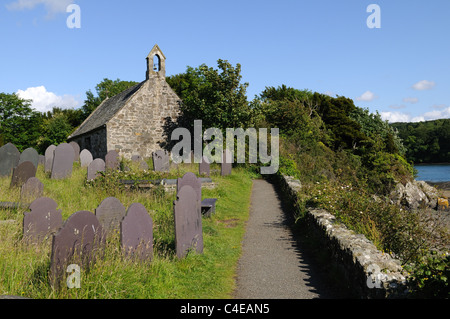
(1, 0), (449, 122)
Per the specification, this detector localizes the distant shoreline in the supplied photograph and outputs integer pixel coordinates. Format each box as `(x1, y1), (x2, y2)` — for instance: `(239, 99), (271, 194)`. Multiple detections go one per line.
(414, 163), (450, 166)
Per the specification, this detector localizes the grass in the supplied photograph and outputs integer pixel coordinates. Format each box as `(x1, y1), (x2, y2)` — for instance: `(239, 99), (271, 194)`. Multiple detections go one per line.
(0, 162), (256, 299)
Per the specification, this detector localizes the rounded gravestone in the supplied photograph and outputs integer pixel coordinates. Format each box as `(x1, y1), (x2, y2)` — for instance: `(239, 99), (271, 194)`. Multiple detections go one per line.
(69, 141), (80, 162)
(10, 161), (37, 188)
(95, 197), (126, 234)
(80, 149), (93, 168)
(0, 143), (20, 177)
(105, 150), (119, 170)
(44, 145), (56, 173)
(87, 158), (105, 181)
(177, 172), (201, 202)
(120, 203), (153, 261)
(19, 147), (39, 169)
(20, 177), (44, 202)
(51, 143), (74, 180)
(23, 197), (62, 242)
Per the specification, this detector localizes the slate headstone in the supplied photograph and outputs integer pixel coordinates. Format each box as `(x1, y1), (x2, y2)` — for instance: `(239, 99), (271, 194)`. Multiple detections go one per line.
(51, 143), (74, 180)
(69, 141), (80, 162)
(173, 185), (203, 258)
(95, 197), (126, 234)
(23, 197), (62, 242)
(120, 203), (153, 261)
(221, 149), (232, 176)
(10, 161), (37, 188)
(79, 149), (93, 168)
(20, 177), (44, 202)
(177, 172), (201, 202)
(131, 155), (141, 162)
(38, 155), (45, 167)
(44, 145), (56, 173)
(153, 150), (170, 172)
(49, 211), (104, 287)
(87, 158), (105, 181)
(199, 156), (210, 177)
(18, 147), (39, 169)
(105, 150), (119, 170)
(0, 143), (20, 177)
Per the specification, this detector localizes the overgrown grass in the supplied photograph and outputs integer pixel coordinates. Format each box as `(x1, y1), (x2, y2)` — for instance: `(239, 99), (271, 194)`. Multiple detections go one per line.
(0, 162), (256, 299)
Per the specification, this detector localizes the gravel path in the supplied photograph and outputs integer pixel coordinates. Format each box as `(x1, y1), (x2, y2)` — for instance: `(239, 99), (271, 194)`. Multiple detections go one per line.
(234, 179), (339, 299)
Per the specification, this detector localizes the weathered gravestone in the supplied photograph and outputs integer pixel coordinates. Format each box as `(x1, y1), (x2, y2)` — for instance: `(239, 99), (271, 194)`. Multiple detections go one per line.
(0, 143), (20, 177)
(20, 177), (44, 203)
(49, 211), (104, 287)
(177, 172), (201, 202)
(10, 161), (37, 188)
(18, 147), (39, 169)
(105, 150), (119, 170)
(95, 197), (126, 234)
(23, 197), (62, 242)
(79, 149), (93, 168)
(173, 185), (203, 258)
(199, 156), (210, 177)
(87, 158), (105, 181)
(51, 143), (74, 180)
(44, 145), (56, 173)
(153, 150), (170, 172)
(120, 203), (153, 261)
(221, 149), (232, 176)
(69, 141), (80, 162)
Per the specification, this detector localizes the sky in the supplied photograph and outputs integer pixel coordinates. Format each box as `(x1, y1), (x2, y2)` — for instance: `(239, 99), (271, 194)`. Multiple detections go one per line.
(1, 0), (450, 123)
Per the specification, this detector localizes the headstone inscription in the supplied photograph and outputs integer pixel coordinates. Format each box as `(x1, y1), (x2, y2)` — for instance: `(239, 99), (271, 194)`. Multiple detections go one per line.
(49, 211), (104, 287)
(79, 149), (93, 168)
(120, 203), (153, 261)
(10, 161), (37, 188)
(87, 158), (105, 181)
(23, 197), (63, 242)
(95, 197), (126, 234)
(51, 143), (74, 180)
(173, 185), (203, 258)
(0, 143), (20, 177)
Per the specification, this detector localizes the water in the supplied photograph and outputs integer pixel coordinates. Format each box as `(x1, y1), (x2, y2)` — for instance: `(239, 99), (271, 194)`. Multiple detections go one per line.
(414, 164), (450, 182)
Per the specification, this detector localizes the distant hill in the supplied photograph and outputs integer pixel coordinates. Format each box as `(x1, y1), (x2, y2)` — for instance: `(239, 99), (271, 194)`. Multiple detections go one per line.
(391, 119), (450, 164)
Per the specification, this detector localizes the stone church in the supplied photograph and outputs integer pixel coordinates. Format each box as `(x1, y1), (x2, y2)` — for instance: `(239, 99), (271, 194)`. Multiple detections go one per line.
(68, 45), (181, 160)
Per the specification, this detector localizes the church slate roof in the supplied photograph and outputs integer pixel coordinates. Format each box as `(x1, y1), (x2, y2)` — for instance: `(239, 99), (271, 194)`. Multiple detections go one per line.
(69, 81), (145, 139)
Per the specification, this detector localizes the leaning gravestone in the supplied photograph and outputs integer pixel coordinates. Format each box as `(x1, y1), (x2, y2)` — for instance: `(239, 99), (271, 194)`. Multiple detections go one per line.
(69, 141), (80, 162)
(95, 197), (126, 234)
(173, 185), (203, 258)
(105, 150), (120, 170)
(221, 149), (232, 176)
(153, 150), (170, 172)
(120, 203), (153, 261)
(18, 147), (39, 169)
(44, 145), (56, 173)
(51, 143), (74, 180)
(87, 158), (105, 181)
(79, 149), (93, 168)
(23, 197), (62, 243)
(0, 143), (20, 177)
(10, 161), (37, 188)
(199, 156), (210, 177)
(49, 211), (104, 287)
(20, 177), (44, 203)
(177, 172), (202, 202)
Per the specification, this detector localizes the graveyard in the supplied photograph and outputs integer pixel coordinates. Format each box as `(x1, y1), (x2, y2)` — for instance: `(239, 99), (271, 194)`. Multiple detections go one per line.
(0, 143), (256, 299)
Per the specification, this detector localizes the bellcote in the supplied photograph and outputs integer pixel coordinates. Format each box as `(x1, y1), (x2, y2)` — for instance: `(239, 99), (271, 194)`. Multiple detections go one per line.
(146, 44), (166, 79)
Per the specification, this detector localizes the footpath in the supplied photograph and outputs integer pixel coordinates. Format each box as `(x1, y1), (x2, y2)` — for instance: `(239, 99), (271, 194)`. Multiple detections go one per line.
(234, 179), (341, 299)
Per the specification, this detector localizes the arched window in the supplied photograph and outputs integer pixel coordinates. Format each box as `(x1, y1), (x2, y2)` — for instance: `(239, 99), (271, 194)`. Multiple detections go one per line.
(153, 55), (161, 72)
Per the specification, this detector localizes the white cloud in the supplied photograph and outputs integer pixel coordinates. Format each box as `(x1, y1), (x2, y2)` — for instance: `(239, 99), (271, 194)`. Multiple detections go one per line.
(16, 86), (81, 113)
(356, 90), (377, 102)
(402, 97), (419, 104)
(412, 80), (435, 91)
(380, 106), (450, 123)
(6, 0), (74, 16)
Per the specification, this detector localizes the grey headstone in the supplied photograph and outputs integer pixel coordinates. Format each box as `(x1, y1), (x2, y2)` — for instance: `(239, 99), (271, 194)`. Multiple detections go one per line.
(131, 155), (141, 162)
(173, 185), (203, 258)
(139, 160), (149, 171)
(199, 156), (210, 177)
(95, 197), (126, 234)
(20, 177), (44, 202)
(69, 141), (80, 162)
(0, 143), (20, 177)
(10, 161), (37, 188)
(23, 197), (62, 242)
(38, 155), (45, 166)
(177, 172), (201, 202)
(120, 203), (153, 261)
(87, 158), (105, 181)
(49, 211), (104, 287)
(79, 149), (93, 168)
(44, 145), (56, 173)
(19, 147), (39, 169)
(221, 149), (232, 176)
(105, 150), (120, 170)
(153, 150), (169, 172)
(51, 143), (74, 180)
